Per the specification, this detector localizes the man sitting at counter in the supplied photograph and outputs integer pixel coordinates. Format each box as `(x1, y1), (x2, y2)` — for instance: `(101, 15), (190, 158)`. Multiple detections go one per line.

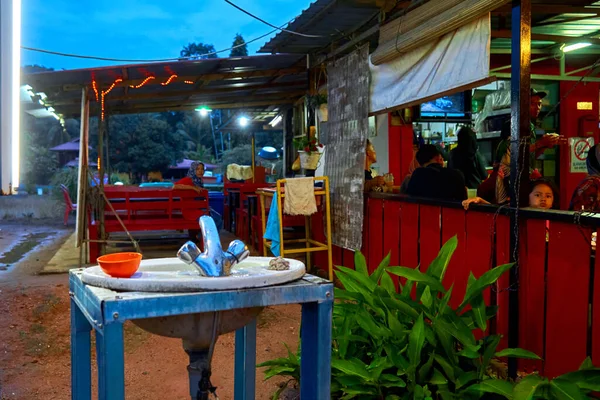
(406, 144), (467, 201)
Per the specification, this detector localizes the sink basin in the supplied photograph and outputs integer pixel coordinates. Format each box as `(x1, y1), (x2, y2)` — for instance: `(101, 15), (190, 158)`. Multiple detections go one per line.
(81, 256), (306, 292)
(81, 256), (306, 352)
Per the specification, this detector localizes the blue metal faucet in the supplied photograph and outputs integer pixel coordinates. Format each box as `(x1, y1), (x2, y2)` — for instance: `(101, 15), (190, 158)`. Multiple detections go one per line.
(177, 215), (250, 277)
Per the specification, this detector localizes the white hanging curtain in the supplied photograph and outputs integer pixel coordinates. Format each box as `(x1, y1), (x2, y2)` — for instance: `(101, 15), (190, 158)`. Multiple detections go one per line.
(370, 15), (491, 115)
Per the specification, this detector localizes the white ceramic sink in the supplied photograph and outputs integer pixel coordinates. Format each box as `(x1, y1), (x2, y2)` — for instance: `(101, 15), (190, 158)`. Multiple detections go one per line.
(81, 256), (306, 292)
(81, 256), (306, 351)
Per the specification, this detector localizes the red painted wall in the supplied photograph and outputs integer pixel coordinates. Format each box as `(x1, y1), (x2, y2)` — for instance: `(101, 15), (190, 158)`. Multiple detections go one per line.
(559, 81), (600, 209)
(387, 115), (414, 185)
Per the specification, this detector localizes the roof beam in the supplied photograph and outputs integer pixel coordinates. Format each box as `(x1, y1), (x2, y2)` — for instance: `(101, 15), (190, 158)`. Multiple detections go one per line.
(52, 67), (306, 91)
(47, 81), (308, 106)
(492, 30), (600, 45)
(105, 99), (299, 115)
(494, 4), (600, 15)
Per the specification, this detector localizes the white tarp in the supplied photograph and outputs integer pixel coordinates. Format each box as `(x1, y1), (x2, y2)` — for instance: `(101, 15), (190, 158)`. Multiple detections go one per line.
(370, 15), (491, 114)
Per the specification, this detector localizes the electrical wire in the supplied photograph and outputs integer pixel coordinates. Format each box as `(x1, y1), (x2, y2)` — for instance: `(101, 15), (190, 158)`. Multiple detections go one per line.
(223, 0), (324, 38)
(21, 20), (287, 63)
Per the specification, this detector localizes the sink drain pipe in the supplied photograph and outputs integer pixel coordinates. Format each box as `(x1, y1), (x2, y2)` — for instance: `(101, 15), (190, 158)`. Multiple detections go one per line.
(186, 312), (222, 400)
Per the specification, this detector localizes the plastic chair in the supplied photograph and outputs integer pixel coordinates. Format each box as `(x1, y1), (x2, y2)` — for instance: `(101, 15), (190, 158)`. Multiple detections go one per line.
(60, 184), (77, 226)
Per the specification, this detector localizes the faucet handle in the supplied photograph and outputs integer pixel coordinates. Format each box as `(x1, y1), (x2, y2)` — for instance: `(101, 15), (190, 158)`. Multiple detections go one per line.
(177, 241), (202, 264)
(225, 240), (250, 265)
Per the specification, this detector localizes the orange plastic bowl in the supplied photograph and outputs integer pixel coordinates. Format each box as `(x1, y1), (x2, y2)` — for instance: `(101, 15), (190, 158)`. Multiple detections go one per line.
(97, 252), (142, 278)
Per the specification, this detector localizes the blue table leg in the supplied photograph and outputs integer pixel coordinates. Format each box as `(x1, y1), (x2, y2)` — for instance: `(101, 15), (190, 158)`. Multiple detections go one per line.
(71, 299), (92, 400)
(234, 319), (257, 400)
(300, 299), (333, 399)
(95, 322), (125, 400)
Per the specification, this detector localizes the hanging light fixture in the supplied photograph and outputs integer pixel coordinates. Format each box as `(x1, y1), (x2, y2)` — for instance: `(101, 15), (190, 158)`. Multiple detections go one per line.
(561, 42), (592, 53)
(238, 116), (249, 127)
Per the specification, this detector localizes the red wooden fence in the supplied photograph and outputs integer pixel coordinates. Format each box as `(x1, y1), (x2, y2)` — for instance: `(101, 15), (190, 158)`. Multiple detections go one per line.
(325, 196), (600, 378)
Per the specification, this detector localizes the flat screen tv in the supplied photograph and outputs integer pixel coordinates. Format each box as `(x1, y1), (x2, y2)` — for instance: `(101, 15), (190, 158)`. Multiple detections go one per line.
(419, 91), (470, 119)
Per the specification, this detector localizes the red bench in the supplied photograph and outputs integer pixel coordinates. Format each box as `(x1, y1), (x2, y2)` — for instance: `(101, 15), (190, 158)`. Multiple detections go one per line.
(88, 186), (209, 261)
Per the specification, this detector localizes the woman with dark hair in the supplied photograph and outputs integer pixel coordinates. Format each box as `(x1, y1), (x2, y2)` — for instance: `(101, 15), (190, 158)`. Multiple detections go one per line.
(448, 126), (488, 189)
(174, 161), (205, 193)
(569, 144), (600, 211)
(463, 178), (559, 210)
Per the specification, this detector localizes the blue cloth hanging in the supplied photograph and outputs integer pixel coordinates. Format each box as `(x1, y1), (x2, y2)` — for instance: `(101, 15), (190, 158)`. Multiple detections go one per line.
(263, 194), (281, 257)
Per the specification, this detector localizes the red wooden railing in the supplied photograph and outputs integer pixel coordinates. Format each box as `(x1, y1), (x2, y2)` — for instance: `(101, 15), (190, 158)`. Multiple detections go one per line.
(321, 193), (600, 379)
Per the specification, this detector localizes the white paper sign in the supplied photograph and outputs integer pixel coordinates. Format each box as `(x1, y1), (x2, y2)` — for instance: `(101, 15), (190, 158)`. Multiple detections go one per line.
(570, 137), (595, 173)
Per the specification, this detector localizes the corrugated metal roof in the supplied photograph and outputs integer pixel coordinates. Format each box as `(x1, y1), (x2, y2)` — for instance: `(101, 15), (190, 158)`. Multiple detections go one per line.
(258, 0), (380, 54)
(23, 54), (308, 119)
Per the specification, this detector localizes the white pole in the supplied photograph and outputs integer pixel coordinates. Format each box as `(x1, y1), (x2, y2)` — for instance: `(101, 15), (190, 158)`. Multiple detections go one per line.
(0, 0), (21, 193)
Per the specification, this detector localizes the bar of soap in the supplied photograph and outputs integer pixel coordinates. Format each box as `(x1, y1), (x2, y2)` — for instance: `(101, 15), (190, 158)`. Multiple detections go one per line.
(268, 257), (290, 271)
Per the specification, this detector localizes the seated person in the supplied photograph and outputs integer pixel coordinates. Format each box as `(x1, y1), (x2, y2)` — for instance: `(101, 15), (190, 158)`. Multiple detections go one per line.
(569, 144), (600, 212)
(463, 178), (558, 210)
(174, 161), (205, 193)
(364, 139), (385, 192)
(406, 144), (467, 201)
(448, 126), (488, 189)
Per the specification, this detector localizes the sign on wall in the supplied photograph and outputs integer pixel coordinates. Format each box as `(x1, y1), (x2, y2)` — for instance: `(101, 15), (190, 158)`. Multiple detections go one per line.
(570, 137), (595, 173)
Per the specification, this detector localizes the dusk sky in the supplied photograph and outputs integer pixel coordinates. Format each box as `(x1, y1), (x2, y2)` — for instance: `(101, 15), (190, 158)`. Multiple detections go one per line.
(21, 0), (312, 70)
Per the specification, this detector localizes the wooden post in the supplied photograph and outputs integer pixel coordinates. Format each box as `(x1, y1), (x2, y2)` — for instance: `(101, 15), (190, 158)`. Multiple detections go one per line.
(98, 109), (106, 256)
(251, 132), (256, 183)
(105, 115), (110, 182)
(509, 0), (531, 379)
(76, 88), (90, 254)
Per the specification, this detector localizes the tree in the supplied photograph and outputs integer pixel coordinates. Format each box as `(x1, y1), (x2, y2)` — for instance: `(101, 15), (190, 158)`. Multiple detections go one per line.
(108, 114), (186, 174)
(229, 34), (248, 57)
(22, 65), (54, 74)
(180, 42), (218, 59)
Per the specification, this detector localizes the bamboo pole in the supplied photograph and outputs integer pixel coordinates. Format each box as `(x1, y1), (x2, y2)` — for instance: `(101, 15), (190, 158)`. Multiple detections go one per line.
(372, 0), (510, 65)
(76, 88), (89, 250)
(378, 0), (464, 44)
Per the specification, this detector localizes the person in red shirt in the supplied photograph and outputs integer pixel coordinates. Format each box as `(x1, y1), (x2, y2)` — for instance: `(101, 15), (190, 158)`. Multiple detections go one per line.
(174, 161), (205, 193)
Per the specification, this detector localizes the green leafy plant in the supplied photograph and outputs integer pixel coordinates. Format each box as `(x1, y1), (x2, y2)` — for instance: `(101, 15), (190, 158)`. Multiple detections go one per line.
(259, 237), (600, 399)
(306, 93), (328, 109)
(293, 135), (323, 155)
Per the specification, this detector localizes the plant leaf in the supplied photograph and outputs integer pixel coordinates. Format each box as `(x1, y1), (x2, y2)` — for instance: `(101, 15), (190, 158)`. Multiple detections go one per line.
(335, 270), (367, 295)
(429, 368), (449, 386)
(436, 285), (454, 317)
(467, 379), (514, 399)
(555, 369), (600, 391)
(387, 267), (447, 293)
(512, 374), (548, 400)
(467, 273), (488, 331)
(426, 236), (457, 281)
(579, 357), (594, 370)
(263, 366), (297, 380)
(354, 251), (368, 277)
(456, 371), (479, 390)
(418, 352), (435, 383)
(337, 265), (377, 292)
(481, 335), (502, 378)
(409, 314), (426, 371)
(381, 295), (420, 319)
(356, 308), (391, 339)
(331, 358), (373, 381)
(495, 348), (542, 360)
(550, 378), (586, 400)
(380, 271), (396, 294)
(401, 279), (414, 299)
(434, 354), (457, 383)
(457, 347), (480, 359)
(381, 374), (407, 387)
(459, 263), (513, 311)
(421, 286), (433, 309)
(371, 252), (391, 283)
(272, 379), (290, 400)
(387, 310), (405, 337)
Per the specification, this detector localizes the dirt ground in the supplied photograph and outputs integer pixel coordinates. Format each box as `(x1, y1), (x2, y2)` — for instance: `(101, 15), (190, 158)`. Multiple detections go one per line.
(0, 220), (300, 400)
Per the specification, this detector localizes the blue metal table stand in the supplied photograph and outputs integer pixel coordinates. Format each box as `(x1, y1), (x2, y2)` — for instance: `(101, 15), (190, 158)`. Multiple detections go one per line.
(69, 270), (334, 400)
